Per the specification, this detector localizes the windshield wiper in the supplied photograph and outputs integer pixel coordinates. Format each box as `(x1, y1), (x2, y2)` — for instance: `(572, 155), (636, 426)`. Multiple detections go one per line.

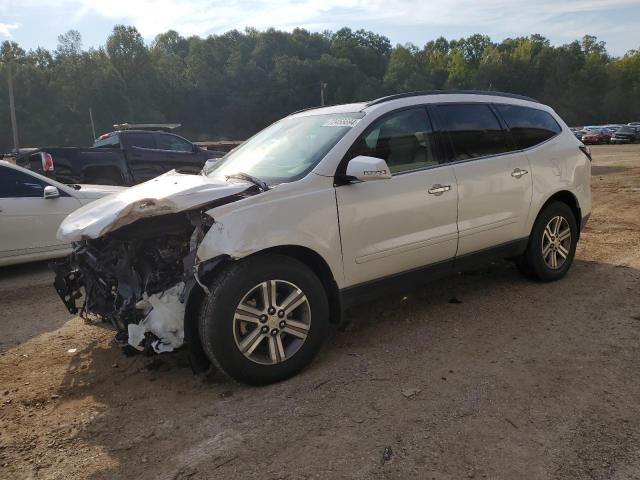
(225, 172), (270, 192)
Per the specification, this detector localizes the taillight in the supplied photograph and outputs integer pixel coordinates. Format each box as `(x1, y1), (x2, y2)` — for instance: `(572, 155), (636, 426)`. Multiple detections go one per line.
(41, 151), (54, 171)
(579, 145), (592, 162)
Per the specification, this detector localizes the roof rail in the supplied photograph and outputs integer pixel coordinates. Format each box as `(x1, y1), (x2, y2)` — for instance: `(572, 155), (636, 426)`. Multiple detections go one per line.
(113, 123), (181, 132)
(290, 105), (326, 115)
(366, 90), (539, 107)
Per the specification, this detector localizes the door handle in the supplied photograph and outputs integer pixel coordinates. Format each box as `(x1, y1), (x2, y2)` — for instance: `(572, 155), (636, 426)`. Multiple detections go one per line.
(511, 168), (528, 178)
(428, 184), (451, 195)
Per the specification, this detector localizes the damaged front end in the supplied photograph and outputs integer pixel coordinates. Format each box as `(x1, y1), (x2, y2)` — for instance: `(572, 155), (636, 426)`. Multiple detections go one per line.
(51, 171), (264, 368)
(52, 211), (213, 356)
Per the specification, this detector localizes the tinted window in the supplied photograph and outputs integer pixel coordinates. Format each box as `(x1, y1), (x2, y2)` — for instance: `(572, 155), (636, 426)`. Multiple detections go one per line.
(496, 105), (561, 149)
(437, 104), (508, 161)
(156, 134), (194, 152)
(0, 166), (46, 198)
(126, 132), (156, 149)
(348, 108), (439, 174)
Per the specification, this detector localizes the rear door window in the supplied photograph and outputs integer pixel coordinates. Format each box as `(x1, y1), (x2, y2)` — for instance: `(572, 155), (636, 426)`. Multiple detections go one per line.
(126, 132), (156, 149)
(436, 104), (509, 161)
(496, 104), (561, 149)
(155, 134), (194, 152)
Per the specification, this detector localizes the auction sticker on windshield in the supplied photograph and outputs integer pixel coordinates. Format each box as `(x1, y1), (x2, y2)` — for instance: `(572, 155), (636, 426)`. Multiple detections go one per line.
(321, 117), (361, 127)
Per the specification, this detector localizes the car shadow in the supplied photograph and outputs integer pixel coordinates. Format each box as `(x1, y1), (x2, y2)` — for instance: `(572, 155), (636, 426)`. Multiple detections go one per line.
(591, 165), (630, 175)
(31, 256), (640, 479)
(0, 261), (69, 352)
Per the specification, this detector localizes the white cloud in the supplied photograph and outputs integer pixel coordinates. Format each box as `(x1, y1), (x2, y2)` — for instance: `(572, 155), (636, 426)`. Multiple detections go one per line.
(2, 0), (639, 53)
(69, 0), (640, 39)
(0, 22), (18, 37)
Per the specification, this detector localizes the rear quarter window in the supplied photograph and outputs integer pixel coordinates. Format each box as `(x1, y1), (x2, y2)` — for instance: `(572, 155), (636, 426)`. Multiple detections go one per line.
(495, 105), (561, 149)
(94, 134), (121, 148)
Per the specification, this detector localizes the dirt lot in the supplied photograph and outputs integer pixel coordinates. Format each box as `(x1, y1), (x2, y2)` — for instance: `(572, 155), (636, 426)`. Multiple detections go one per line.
(1, 144), (640, 479)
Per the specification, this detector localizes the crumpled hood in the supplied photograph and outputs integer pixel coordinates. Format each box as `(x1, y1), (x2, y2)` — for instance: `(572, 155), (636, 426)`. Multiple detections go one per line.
(58, 170), (251, 242)
(72, 184), (126, 200)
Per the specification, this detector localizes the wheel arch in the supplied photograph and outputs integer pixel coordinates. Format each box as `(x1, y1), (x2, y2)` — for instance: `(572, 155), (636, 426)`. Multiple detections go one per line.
(256, 245), (342, 324)
(535, 190), (582, 237)
(183, 245), (343, 371)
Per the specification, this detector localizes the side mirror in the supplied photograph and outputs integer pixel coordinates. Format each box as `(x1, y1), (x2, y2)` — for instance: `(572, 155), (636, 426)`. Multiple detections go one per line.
(43, 186), (60, 199)
(345, 155), (392, 182)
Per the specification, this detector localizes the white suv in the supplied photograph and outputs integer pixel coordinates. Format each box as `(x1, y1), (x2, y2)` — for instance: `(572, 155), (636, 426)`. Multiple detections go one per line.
(54, 91), (591, 384)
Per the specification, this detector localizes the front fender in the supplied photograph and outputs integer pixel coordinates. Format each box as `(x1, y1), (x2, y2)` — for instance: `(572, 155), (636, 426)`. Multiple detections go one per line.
(195, 177), (345, 288)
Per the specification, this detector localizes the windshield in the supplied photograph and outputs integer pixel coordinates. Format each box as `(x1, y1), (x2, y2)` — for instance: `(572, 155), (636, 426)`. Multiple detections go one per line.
(206, 112), (364, 184)
(618, 126), (634, 134)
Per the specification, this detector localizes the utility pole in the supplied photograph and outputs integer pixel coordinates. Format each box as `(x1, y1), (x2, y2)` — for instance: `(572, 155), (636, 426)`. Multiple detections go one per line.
(320, 82), (327, 106)
(7, 63), (19, 153)
(89, 108), (97, 140)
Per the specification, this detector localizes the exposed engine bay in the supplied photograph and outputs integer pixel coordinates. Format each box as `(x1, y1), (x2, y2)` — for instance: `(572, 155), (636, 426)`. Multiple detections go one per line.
(51, 179), (262, 364)
(52, 211), (211, 354)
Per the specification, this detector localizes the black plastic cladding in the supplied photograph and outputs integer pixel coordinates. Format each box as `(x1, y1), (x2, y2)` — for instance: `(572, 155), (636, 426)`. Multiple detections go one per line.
(365, 90), (540, 107)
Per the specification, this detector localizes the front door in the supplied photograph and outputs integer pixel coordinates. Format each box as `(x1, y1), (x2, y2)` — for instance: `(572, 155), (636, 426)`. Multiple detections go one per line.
(336, 107), (459, 287)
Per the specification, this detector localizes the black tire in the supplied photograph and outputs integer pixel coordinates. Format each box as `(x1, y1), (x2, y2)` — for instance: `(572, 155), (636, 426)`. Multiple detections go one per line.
(517, 201), (578, 282)
(199, 254), (329, 385)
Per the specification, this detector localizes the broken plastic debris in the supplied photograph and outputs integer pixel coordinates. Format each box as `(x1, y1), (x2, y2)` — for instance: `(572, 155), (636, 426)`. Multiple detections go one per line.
(127, 282), (186, 353)
(401, 387), (421, 398)
(67, 348), (77, 354)
(382, 446), (393, 464)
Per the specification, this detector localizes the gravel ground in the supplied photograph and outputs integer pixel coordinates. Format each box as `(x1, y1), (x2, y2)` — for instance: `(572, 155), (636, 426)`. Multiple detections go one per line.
(1, 144), (640, 480)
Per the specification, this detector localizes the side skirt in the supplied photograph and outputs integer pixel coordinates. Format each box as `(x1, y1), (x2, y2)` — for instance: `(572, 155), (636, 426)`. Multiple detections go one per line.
(339, 238), (528, 310)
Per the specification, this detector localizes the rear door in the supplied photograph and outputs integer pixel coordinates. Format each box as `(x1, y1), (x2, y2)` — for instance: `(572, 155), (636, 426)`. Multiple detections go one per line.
(336, 107), (459, 287)
(154, 133), (204, 173)
(433, 103), (532, 256)
(0, 166), (81, 259)
(123, 132), (164, 182)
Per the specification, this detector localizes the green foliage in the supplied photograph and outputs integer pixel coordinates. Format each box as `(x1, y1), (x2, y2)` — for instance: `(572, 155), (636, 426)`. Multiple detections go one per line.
(0, 27), (639, 151)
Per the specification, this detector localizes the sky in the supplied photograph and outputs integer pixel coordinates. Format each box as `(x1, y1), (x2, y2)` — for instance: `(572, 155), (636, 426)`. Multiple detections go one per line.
(1, 0), (640, 56)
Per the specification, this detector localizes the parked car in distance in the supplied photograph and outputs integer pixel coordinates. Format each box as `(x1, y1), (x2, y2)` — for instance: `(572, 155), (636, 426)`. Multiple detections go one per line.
(604, 124), (624, 133)
(581, 127), (611, 144)
(0, 161), (123, 267)
(611, 125), (639, 144)
(570, 127), (584, 140)
(16, 124), (225, 187)
(53, 90), (591, 385)
(628, 122), (640, 127)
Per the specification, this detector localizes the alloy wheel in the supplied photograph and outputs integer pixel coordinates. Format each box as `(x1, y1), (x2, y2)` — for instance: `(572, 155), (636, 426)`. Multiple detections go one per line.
(232, 280), (311, 365)
(541, 215), (571, 270)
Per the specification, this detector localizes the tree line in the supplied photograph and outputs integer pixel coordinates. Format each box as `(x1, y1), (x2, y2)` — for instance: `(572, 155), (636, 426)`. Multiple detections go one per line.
(1, 26), (639, 152)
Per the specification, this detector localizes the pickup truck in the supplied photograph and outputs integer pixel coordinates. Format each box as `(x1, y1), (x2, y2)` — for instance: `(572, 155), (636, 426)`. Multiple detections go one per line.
(16, 126), (226, 186)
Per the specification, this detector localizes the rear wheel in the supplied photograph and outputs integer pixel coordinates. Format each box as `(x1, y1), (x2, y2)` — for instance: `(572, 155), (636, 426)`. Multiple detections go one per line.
(199, 254), (329, 385)
(518, 202), (578, 282)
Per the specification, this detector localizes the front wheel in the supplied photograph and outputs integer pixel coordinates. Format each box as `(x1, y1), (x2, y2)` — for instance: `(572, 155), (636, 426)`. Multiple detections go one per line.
(199, 254), (329, 385)
(518, 202), (578, 282)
